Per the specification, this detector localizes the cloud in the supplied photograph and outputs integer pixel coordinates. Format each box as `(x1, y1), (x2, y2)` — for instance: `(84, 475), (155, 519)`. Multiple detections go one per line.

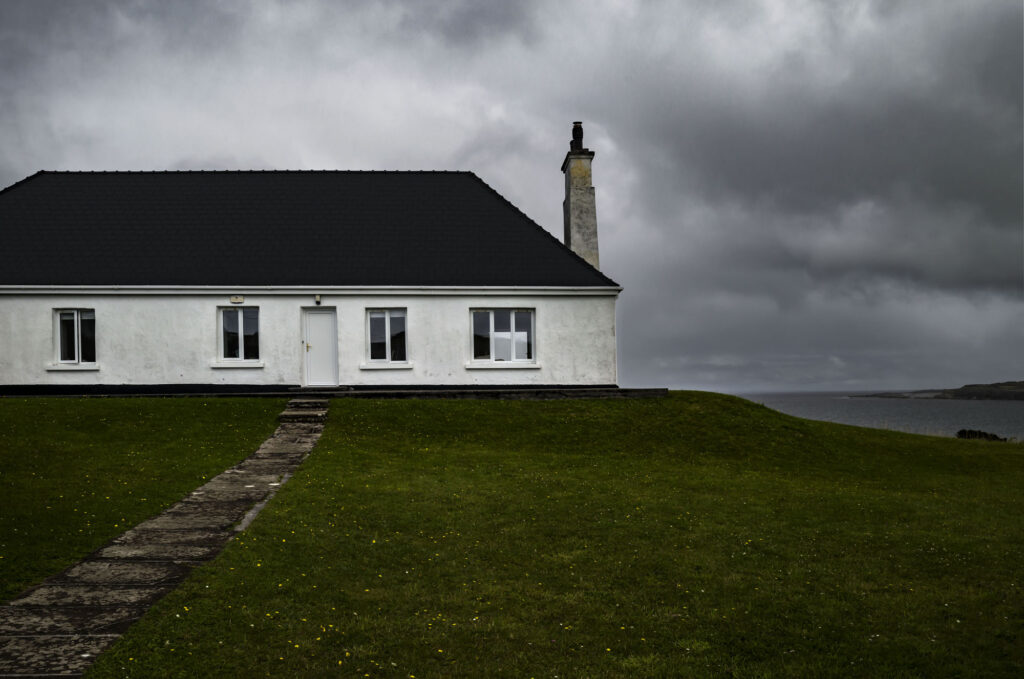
(619, 280), (1024, 392)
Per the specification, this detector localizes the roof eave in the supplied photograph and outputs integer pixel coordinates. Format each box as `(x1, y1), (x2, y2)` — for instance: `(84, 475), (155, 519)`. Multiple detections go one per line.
(0, 284), (623, 296)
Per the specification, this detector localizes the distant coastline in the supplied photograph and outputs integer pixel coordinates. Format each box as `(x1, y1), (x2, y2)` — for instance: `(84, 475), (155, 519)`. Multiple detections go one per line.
(862, 381), (1024, 401)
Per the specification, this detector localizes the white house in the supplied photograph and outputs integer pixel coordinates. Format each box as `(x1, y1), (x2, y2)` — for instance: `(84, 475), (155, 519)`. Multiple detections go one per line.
(0, 123), (620, 393)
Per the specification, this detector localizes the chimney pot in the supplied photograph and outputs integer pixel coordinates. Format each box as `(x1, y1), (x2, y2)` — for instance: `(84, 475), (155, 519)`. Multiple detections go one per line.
(570, 121), (584, 151)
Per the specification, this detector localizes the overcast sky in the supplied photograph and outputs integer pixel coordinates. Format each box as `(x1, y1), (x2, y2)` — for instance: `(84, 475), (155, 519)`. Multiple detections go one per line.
(2, 0), (1020, 391)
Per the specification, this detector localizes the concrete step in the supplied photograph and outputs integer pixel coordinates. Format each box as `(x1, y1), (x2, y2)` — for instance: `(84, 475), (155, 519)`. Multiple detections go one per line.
(278, 409), (327, 423)
(289, 385), (353, 392)
(287, 398), (329, 409)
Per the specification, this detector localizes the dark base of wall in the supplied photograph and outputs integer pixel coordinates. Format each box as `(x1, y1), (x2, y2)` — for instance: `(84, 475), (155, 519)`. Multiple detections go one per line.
(0, 384), (667, 400)
(342, 384), (619, 392)
(331, 386), (665, 400)
(0, 384), (299, 396)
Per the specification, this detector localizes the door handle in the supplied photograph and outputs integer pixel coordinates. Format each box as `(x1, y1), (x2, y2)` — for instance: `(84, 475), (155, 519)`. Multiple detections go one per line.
(306, 343), (312, 352)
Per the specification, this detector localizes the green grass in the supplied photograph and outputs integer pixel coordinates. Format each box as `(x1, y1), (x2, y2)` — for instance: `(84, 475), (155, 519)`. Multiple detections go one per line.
(0, 397), (285, 602)
(27, 392), (1024, 677)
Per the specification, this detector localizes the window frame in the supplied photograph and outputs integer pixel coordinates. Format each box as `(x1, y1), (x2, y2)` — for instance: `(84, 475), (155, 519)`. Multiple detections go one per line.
(55, 308), (96, 365)
(470, 308), (536, 363)
(365, 308), (408, 364)
(219, 306), (261, 361)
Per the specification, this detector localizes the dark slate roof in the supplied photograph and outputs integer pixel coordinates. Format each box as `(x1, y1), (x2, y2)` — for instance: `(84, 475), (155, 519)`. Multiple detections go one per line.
(0, 170), (618, 287)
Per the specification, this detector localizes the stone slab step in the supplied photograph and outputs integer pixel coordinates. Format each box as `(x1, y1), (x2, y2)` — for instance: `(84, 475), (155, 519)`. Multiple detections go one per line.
(8, 585), (172, 608)
(97, 542), (222, 561)
(113, 528), (227, 546)
(55, 561), (196, 586)
(0, 606), (147, 636)
(278, 409), (327, 423)
(0, 634), (118, 676)
(287, 398), (329, 409)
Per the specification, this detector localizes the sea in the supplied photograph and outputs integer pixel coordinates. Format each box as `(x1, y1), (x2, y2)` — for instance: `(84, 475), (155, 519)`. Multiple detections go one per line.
(738, 392), (1024, 441)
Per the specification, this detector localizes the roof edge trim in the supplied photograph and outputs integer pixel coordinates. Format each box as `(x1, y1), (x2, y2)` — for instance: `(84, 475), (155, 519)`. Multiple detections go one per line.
(0, 170), (47, 196)
(466, 172), (620, 287)
(0, 285), (623, 296)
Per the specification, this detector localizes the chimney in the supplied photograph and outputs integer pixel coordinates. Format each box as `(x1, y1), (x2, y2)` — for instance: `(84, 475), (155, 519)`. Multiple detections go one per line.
(561, 121), (600, 270)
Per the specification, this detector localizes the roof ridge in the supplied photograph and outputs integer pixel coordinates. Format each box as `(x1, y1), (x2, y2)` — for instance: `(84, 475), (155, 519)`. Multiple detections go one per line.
(466, 172), (619, 287)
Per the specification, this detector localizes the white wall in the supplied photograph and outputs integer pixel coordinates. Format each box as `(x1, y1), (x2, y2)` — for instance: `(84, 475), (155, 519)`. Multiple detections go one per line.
(0, 292), (618, 386)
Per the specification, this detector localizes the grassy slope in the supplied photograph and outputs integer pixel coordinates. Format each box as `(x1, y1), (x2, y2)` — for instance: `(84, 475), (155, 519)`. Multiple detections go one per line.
(0, 397), (285, 602)
(77, 393), (1024, 677)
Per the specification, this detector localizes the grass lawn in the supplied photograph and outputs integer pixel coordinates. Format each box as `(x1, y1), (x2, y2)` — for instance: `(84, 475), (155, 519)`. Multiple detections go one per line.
(0, 397), (285, 602)
(46, 393), (1024, 677)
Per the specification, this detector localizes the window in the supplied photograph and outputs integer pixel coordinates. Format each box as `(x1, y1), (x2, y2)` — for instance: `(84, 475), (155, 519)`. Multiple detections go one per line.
(472, 309), (534, 362)
(368, 309), (406, 362)
(57, 309), (96, 363)
(221, 307), (259, 360)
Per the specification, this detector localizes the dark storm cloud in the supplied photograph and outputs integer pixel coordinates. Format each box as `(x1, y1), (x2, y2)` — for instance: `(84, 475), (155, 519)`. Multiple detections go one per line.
(0, 0), (245, 69)
(590, 0), (1022, 305)
(0, 0), (248, 188)
(638, 15), (1022, 225)
(617, 282), (1024, 392)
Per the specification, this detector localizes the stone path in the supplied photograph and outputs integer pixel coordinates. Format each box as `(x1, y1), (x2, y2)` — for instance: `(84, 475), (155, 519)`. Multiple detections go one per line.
(0, 398), (327, 677)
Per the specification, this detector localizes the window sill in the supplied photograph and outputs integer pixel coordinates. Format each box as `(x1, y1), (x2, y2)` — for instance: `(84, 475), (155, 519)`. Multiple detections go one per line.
(359, 362), (414, 370)
(47, 363), (100, 372)
(210, 360), (265, 369)
(465, 361), (541, 370)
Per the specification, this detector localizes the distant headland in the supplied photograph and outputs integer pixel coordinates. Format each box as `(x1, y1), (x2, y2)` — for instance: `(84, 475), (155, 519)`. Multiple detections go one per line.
(864, 381), (1024, 401)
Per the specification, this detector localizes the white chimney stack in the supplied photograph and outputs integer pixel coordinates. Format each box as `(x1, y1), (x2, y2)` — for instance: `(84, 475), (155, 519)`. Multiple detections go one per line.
(561, 121), (600, 270)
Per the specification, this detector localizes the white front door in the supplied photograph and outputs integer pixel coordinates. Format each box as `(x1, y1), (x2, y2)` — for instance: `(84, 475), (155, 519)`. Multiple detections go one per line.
(303, 309), (338, 386)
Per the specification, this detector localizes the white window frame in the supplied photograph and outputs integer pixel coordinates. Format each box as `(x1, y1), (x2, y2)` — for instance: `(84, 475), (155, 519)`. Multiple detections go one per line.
(469, 308), (536, 364)
(365, 308), (408, 364)
(217, 307), (262, 364)
(54, 309), (96, 365)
